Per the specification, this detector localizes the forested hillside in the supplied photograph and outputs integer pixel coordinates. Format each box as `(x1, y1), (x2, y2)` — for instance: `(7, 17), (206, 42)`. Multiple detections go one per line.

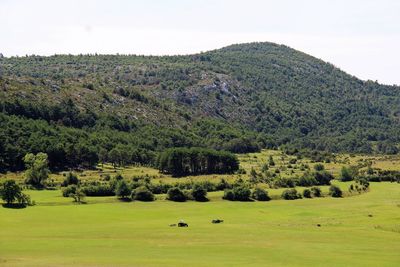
(0, 42), (399, 171)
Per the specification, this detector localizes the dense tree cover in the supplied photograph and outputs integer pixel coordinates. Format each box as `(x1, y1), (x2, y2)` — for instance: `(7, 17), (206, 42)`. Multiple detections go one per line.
(157, 147), (239, 177)
(1, 42), (399, 172)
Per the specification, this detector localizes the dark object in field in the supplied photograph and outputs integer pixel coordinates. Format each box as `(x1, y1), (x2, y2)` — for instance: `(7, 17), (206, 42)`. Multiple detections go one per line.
(178, 222), (188, 227)
(317, 224), (321, 227)
(169, 224), (177, 227)
(368, 214), (373, 217)
(212, 219), (224, 224)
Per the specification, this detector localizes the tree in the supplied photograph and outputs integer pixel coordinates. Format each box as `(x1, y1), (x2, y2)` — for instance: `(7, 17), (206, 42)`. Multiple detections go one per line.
(115, 180), (130, 199)
(69, 187), (86, 203)
(61, 172), (79, 187)
(98, 148), (108, 166)
(24, 152), (49, 188)
(268, 155), (275, 166)
(0, 180), (32, 207)
(1, 180), (21, 204)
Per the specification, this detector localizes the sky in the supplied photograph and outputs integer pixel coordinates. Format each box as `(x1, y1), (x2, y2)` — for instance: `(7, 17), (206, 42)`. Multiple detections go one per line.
(1, 0), (399, 85)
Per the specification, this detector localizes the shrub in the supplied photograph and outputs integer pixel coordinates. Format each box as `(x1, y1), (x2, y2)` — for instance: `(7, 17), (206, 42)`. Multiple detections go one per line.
(310, 186), (322, 197)
(115, 180), (131, 199)
(303, 189), (312, 198)
(281, 189), (302, 200)
(62, 185), (77, 197)
(232, 185), (251, 201)
(251, 187), (270, 201)
(314, 171), (333, 185)
(274, 177), (295, 188)
(61, 172), (79, 187)
(223, 185), (251, 201)
(329, 185), (343, 197)
(297, 175), (318, 187)
(314, 163), (325, 171)
(223, 189), (235, 201)
(191, 184), (208, 201)
(81, 184), (114, 196)
(167, 187), (187, 202)
(340, 167), (354, 181)
(132, 186), (154, 201)
(69, 188), (85, 203)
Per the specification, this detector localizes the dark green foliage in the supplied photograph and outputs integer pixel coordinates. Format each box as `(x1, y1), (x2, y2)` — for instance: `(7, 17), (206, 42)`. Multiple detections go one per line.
(115, 180), (130, 199)
(223, 184), (251, 201)
(329, 185), (343, 198)
(340, 167), (355, 181)
(191, 184), (208, 201)
(314, 164), (325, 171)
(313, 171), (334, 185)
(251, 187), (270, 201)
(1, 180), (20, 204)
(132, 186), (154, 201)
(61, 172), (79, 187)
(23, 153), (49, 188)
(310, 186), (322, 197)
(303, 189), (312, 198)
(0, 180), (33, 207)
(62, 185), (77, 197)
(1, 42), (399, 172)
(81, 184), (115, 196)
(158, 147), (239, 177)
(166, 187), (187, 202)
(281, 189), (302, 200)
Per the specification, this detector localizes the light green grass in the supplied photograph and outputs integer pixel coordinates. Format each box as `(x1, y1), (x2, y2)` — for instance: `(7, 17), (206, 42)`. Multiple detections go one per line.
(1, 182), (399, 267)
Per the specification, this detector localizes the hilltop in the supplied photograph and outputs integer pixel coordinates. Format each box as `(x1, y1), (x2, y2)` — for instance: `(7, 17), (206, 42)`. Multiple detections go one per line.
(0, 42), (399, 170)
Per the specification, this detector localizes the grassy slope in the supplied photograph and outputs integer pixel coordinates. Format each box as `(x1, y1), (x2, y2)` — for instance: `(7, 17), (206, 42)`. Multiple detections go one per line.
(0, 182), (399, 267)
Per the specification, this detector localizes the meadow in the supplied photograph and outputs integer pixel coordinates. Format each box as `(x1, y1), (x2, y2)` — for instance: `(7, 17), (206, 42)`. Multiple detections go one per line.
(1, 150), (400, 266)
(0, 182), (399, 266)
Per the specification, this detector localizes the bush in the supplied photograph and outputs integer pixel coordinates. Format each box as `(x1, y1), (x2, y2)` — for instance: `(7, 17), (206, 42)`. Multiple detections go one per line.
(340, 167), (354, 181)
(297, 175), (318, 187)
(167, 187), (187, 202)
(191, 184), (208, 201)
(115, 180), (131, 199)
(314, 171), (333, 185)
(329, 185), (343, 197)
(81, 184), (115, 196)
(62, 185), (77, 197)
(223, 189), (235, 201)
(251, 187), (270, 201)
(274, 177), (295, 188)
(281, 189), (302, 200)
(310, 186), (322, 197)
(314, 164), (325, 171)
(232, 185), (251, 201)
(303, 189), (312, 198)
(132, 186), (154, 201)
(61, 172), (79, 187)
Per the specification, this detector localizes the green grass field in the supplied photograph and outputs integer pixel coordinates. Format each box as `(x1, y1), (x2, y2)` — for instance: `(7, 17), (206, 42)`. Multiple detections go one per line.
(1, 182), (399, 267)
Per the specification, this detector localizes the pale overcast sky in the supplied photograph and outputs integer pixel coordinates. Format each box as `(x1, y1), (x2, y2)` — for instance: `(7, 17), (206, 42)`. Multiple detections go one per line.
(1, 0), (399, 85)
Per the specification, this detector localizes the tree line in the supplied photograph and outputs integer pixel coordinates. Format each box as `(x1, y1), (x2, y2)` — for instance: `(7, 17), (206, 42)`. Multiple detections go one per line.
(157, 147), (239, 177)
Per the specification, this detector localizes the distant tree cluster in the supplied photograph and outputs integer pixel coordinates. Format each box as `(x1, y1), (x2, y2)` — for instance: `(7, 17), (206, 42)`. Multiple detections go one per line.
(157, 147), (239, 177)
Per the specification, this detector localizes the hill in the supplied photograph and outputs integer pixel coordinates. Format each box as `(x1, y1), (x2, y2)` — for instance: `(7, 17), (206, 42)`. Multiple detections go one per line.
(0, 42), (399, 170)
